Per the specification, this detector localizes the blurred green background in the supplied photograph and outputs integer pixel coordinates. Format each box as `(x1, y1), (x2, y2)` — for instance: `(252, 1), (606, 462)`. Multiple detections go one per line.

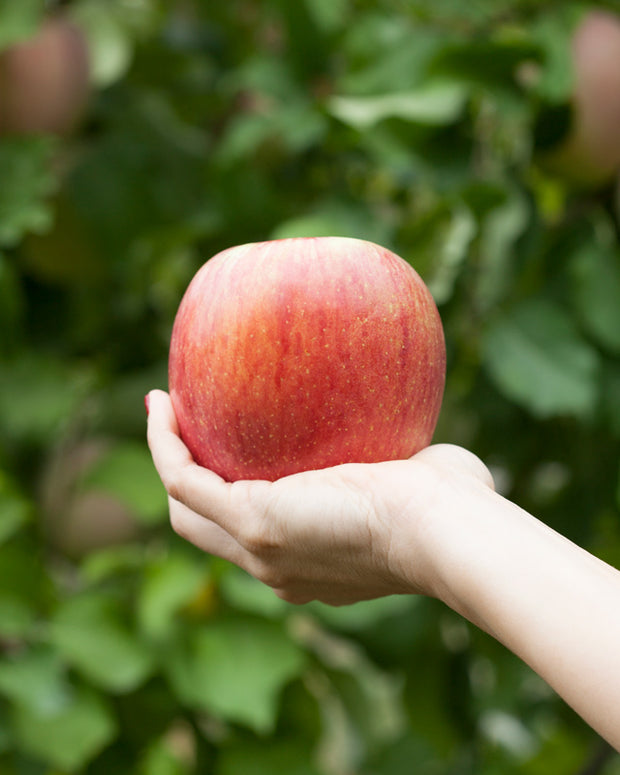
(1, 0), (620, 772)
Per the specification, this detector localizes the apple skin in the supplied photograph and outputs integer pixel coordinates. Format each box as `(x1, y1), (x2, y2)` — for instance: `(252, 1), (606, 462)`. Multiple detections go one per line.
(541, 10), (620, 186)
(169, 237), (446, 482)
(0, 15), (90, 136)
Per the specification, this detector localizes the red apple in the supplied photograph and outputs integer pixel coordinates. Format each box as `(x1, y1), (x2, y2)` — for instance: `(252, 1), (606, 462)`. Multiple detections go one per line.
(168, 237), (446, 481)
(540, 10), (620, 186)
(0, 15), (90, 136)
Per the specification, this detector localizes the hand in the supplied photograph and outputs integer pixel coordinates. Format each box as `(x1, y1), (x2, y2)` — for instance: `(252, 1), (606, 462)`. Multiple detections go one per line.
(146, 391), (620, 749)
(146, 390), (494, 606)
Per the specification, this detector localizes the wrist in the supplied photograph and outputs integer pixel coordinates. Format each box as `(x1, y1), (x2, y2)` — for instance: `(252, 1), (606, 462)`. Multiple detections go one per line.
(396, 462), (499, 608)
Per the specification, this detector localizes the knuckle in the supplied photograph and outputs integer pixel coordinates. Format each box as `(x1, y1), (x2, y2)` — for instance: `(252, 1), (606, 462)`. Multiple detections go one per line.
(247, 557), (287, 589)
(163, 463), (192, 505)
(169, 504), (191, 542)
(239, 518), (279, 555)
(166, 478), (182, 505)
(229, 481), (275, 548)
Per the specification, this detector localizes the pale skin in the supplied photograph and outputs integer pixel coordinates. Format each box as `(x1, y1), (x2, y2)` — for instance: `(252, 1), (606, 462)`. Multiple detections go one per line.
(146, 389), (620, 751)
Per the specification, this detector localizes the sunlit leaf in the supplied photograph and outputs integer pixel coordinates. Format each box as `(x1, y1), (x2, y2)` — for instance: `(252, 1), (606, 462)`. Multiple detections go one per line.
(71, 2), (133, 87)
(0, 138), (56, 247)
(219, 568), (291, 619)
(138, 550), (210, 639)
(569, 244), (620, 354)
(424, 205), (477, 304)
(309, 596), (417, 633)
(482, 298), (600, 418)
(11, 684), (117, 771)
(0, 647), (71, 714)
(50, 593), (155, 693)
(328, 82), (467, 130)
(474, 185), (529, 311)
(166, 617), (305, 732)
(0, 353), (91, 444)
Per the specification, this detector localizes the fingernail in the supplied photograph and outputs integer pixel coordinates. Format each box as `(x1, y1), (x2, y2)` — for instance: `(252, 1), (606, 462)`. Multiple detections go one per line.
(144, 393), (150, 416)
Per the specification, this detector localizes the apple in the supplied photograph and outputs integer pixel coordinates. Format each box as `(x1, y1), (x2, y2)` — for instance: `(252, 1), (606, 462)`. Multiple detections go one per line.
(168, 237), (446, 481)
(41, 439), (141, 559)
(539, 9), (620, 186)
(0, 15), (90, 136)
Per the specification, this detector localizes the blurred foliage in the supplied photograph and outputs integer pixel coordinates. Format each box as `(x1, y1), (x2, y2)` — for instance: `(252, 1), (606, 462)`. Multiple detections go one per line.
(1, 0), (620, 772)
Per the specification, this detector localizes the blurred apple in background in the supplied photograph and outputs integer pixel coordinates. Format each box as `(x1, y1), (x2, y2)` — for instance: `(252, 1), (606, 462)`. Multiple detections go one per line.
(538, 9), (620, 187)
(0, 13), (91, 136)
(41, 438), (141, 559)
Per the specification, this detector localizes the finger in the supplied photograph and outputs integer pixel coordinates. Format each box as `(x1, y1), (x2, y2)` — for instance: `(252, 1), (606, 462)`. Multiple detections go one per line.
(414, 443), (495, 491)
(168, 497), (246, 565)
(146, 389), (246, 535)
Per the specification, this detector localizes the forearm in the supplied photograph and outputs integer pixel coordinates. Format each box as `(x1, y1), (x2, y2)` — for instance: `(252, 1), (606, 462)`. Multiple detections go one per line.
(423, 487), (620, 750)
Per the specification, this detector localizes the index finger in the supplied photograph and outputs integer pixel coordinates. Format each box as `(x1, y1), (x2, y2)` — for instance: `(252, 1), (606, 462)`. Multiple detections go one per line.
(146, 389), (245, 535)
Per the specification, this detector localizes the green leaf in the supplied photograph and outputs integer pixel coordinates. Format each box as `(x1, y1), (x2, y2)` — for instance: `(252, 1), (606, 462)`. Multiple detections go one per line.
(50, 592), (154, 693)
(529, 9), (580, 102)
(601, 363), (620, 439)
(0, 593), (36, 638)
(138, 550), (209, 639)
(0, 353), (91, 445)
(71, 1), (134, 88)
(337, 15), (444, 95)
(167, 617), (305, 733)
(424, 205), (477, 305)
(474, 185), (529, 312)
(306, 0), (349, 33)
(271, 213), (357, 240)
(271, 202), (391, 246)
(0, 138), (56, 247)
(291, 615), (406, 755)
(309, 595), (416, 632)
(406, 0), (515, 26)
(79, 440), (167, 524)
(0, 0), (46, 49)
(218, 740), (321, 775)
(215, 101), (326, 164)
(11, 684), (117, 771)
(362, 732), (446, 775)
(569, 245), (620, 354)
(0, 541), (47, 610)
(482, 298), (600, 418)
(0, 647), (71, 714)
(82, 543), (146, 584)
(139, 735), (192, 775)
(0, 708), (10, 754)
(327, 82), (467, 130)
(430, 38), (541, 93)
(0, 471), (32, 545)
(275, 102), (328, 153)
(219, 568), (291, 619)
